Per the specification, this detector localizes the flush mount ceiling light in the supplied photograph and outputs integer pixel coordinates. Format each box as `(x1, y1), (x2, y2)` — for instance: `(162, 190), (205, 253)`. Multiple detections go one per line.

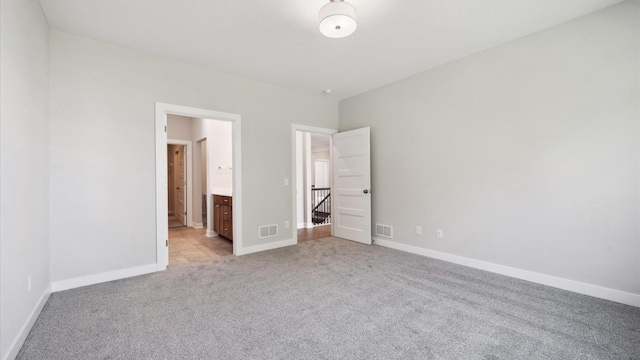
(319, 0), (357, 39)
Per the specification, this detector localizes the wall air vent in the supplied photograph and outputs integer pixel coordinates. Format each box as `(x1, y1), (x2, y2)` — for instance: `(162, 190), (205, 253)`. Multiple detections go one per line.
(375, 224), (393, 239)
(259, 224), (278, 239)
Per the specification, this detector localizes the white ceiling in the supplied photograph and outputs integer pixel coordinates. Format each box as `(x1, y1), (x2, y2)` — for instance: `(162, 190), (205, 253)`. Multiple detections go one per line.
(38, 0), (625, 100)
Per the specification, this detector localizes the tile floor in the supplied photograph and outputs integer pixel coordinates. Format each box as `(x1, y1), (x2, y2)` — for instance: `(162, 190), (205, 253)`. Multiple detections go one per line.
(168, 226), (233, 267)
(169, 224), (333, 267)
(168, 214), (184, 228)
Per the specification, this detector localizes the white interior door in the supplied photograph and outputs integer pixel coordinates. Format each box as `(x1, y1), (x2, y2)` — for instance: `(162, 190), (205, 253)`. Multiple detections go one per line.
(332, 127), (371, 244)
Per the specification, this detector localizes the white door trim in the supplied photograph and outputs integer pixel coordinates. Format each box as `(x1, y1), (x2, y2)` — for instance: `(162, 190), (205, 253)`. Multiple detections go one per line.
(156, 103), (242, 271)
(167, 139), (193, 227)
(291, 124), (337, 244)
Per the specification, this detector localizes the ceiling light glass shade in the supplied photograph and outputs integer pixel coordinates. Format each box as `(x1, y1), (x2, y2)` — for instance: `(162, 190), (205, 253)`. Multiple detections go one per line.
(319, 0), (357, 39)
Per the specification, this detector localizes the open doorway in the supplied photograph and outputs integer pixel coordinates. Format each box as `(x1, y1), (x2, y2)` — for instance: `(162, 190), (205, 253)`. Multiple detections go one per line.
(165, 115), (234, 267)
(292, 125), (337, 244)
(155, 103), (242, 270)
(167, 143), (187, 228)
(310, 134), (331, 226)
(292, 124), (373, 247)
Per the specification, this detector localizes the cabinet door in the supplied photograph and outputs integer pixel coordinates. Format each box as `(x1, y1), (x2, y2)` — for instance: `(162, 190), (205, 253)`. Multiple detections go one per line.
(228, 206), (233, 240)
(213, 196), (233, 240)
(222, 205), (231, 238)
(214, 203), (221, 233)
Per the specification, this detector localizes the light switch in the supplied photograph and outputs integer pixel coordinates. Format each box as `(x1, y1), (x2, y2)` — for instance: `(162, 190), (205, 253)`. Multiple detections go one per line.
(284, 178), (289, 186)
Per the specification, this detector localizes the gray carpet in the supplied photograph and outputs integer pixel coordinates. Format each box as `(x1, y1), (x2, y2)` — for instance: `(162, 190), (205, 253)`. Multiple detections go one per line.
(18, 238), (640, 359)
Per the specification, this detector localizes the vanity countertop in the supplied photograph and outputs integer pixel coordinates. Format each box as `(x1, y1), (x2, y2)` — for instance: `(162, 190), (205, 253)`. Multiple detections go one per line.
(213, 193), (233, 197)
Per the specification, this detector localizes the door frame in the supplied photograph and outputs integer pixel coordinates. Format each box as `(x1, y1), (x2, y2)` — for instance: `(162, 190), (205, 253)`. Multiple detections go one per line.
(167, 140), (193, 227)
(156, 102), (242, 270)
(194, 138), (207, 230)
(291, 124), (337, 244)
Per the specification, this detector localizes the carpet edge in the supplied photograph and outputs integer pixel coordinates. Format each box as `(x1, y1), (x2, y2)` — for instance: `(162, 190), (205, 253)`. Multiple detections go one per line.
(373, 237), (640, 307)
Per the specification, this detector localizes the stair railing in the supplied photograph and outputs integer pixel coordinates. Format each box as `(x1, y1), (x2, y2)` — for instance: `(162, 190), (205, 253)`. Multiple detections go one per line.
(311, 187), (331, 225)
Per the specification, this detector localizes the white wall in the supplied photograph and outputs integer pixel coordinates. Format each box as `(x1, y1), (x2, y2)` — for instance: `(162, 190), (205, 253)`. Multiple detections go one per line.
(0, 0), (51, 358)
(191, 119), (205, 226)
(340, 0), (640, 296)
(49, 30), (338, 283)
(167, 114), (193, 141)
(199, 140), (207, 225)
(200, 140), (207, 196)
(295, 131), (314, 228)
(311, 150), (330, 187)
(191, 117), (232, 233)
(208, 120), (233, 194)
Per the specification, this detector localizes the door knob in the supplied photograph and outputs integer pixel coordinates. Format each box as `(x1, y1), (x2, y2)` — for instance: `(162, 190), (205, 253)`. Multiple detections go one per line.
(363, 189), (369, 194)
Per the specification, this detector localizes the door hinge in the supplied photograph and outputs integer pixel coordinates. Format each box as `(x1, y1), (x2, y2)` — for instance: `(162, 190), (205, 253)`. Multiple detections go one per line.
(184, 211), (187, 215)
(166, 239), (168, 247)
(164, 125), (167, 132)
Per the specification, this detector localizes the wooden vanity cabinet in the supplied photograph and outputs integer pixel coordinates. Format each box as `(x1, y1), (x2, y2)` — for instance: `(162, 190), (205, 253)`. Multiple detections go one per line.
(213, 195), (233, 240)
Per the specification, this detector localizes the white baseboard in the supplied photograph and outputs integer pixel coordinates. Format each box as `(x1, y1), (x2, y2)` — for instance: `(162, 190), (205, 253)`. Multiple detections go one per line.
(297, 223), (313, 229)
(51, 263), (158, 292)
(192, 222), (204, 229)
(372, 237), (640, 308)
(237, 238), (296, 256)
(205, 229), (217, 237)
(2, 285), (51, 360)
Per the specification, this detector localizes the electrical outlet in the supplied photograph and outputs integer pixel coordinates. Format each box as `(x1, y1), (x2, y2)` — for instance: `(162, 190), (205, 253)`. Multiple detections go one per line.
(285, 220), (290, 229)
(28, 275), (31, 292)
(415, 226), (422, 235)
(436, 229), (443, 239)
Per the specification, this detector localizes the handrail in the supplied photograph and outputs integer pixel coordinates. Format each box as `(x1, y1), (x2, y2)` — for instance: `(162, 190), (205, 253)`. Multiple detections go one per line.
(312, 193), (330, 212)
(311, 187), (331, 225)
